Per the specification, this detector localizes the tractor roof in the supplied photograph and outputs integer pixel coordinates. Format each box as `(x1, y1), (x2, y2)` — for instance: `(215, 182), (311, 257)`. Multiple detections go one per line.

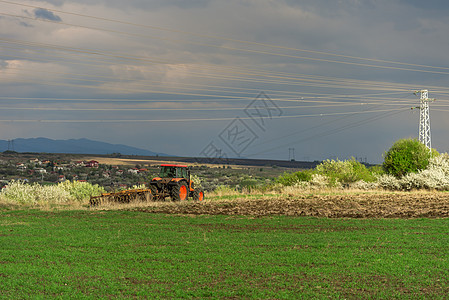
(160, 164), (188, 168)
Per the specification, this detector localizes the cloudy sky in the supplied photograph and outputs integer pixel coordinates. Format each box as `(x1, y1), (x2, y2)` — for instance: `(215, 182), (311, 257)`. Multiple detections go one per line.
(1, 0), (449, 163)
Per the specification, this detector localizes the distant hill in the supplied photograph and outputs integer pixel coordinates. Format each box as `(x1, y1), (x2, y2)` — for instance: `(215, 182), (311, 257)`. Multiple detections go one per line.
(0, 138), (169, 156)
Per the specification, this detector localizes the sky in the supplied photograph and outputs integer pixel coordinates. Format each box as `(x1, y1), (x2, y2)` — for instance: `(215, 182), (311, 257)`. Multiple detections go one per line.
(1, 0), (449, 163)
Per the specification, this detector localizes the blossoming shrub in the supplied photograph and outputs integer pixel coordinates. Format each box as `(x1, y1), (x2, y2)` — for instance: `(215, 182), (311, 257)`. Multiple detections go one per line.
(191, 175), (203, 188)
(309, 174), (332, 189)
(58, 180), (105, 202)
(428, 153), (449, 176)
(377, 154), (449, 191)
(275, 170), (313, 186)
(36, 184), (72, 204)
(1, 181), (38, 204)
(398, 154), (449, 190)
(1, 180), (105, 205)
(377, 174), (401, 190)
(213, 185), (239, 196)
(315, 158), (376, 186)
(349, 180), (379, 190)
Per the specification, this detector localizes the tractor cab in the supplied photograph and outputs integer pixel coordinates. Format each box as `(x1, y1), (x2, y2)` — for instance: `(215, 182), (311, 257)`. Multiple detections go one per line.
(159, 164), (189, 179)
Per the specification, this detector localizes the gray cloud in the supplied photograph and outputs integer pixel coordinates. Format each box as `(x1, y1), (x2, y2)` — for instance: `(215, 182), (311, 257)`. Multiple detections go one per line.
(34, 8), (62, 22)
(399, 0), (449, 10)
(20, 21), (34, 28)
(40, 0), (212, 10)
(1, 0), (448, 162)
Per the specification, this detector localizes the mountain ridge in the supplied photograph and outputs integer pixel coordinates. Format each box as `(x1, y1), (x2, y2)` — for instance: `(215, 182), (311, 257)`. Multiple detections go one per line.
(0, 137), (168, 156)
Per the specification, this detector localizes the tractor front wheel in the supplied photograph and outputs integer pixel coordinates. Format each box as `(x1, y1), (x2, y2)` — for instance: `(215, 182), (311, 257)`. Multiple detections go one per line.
(171, 182), (188, 201)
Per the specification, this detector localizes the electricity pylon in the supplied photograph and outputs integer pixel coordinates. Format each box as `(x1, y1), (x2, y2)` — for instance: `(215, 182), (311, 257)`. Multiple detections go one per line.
(289, 148), (295, 161)
(413, 90), (435, 150)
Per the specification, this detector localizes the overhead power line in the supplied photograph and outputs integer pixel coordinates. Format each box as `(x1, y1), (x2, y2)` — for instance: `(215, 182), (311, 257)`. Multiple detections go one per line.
(248, 93), (416, 153)
(0, 107), (408, 123)
(0, 95), (418, 105)
(3, 41), (437, 99)
(2, 0), (449, 73)
(0, 100), (417, 111)
(3, 11), (449, 76)
(4, 36), (449, 95)
(7, 64), (411, 99)
(246, 106), (412, 157)
(2, 1), (449, 100)
(0, 38), (414, 90)
(3, 65), (416, 98)
(4, 38), (449, 97)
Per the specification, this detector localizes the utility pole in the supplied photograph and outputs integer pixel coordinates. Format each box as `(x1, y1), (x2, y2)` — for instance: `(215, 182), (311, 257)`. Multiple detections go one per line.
(289, 148), (295, 161)
(7, 139), (14, 151)
(413, 90), (435, 150)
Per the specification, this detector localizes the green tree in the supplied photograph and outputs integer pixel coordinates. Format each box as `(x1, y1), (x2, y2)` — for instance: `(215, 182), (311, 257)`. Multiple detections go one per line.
(383, 138), (438, 178)
(315, 158), (376, 184)
(276, 170), (313, 186)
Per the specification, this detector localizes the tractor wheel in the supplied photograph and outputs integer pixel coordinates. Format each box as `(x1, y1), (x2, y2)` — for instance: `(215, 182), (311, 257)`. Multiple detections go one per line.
(193, 189), (205, 201)
(149, 185), (158, 194)
(149, 185), (159, 200)
(171, 181), (189, 201)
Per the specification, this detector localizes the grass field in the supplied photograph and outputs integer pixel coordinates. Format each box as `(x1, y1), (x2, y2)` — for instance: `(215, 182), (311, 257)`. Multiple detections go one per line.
(1, 209), (449, 299)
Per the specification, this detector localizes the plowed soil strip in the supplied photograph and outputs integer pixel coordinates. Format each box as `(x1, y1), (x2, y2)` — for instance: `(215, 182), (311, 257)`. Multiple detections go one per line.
(134, 192), (449, 218)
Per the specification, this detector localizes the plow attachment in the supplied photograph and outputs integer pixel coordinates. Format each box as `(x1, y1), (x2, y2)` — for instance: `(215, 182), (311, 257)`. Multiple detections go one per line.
(90, 189), (153, 206)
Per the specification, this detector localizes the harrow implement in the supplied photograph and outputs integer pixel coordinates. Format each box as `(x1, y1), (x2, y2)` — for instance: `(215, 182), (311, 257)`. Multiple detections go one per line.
(89, 188), (153, 206)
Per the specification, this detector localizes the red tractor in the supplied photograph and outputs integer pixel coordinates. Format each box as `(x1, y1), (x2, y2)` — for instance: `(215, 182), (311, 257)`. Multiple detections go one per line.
(149, 164), (204, 201)
(90, 164), (204, 206)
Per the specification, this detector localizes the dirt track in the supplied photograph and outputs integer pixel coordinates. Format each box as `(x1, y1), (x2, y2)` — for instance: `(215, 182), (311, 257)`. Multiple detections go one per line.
(135, 192), (449, 218)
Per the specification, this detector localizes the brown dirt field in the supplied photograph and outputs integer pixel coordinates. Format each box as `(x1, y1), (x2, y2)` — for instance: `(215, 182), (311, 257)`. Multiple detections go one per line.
(131, 191), (449, 218)
(80, 157), (181, 166)
(80, 156), (255, 169)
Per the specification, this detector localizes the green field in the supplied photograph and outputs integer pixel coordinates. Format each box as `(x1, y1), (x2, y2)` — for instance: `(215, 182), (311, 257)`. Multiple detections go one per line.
(1, 210), (449, 299)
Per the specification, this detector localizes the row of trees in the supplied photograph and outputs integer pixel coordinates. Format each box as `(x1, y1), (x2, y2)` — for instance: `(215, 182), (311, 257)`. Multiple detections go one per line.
(276, 138), (447, 190)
